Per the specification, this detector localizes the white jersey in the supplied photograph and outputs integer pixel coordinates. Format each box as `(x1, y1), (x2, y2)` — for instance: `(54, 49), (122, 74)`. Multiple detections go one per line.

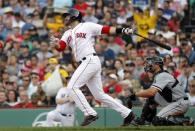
(55, 88), (75, 114)
(60, 22), (103, 62)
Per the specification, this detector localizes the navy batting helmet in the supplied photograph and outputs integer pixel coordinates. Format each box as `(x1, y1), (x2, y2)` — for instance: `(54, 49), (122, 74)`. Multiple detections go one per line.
(144, 56), (164, 72)
(63, 8), (82, 22)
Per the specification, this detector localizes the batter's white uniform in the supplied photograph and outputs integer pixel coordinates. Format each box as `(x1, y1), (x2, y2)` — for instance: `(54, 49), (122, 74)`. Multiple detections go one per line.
(60, 22), (131, 118)
(46, 87), (75, 127)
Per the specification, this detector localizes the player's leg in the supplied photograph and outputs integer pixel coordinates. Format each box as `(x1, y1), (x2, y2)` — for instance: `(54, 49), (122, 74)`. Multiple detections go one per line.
(157, 99), (190, 117)
(152, 99), (191, 126)
(66, 58), (99, 118)
(60, 114), (75, 126)
(46, 110), (61, 127)
(86, 70), (134, 126)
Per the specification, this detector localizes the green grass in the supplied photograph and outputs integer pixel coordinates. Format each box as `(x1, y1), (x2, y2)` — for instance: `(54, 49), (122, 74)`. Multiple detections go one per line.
(0, 126), (195, 131)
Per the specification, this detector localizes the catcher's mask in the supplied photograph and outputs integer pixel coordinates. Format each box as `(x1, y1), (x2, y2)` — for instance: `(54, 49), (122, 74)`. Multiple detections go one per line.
(144, 56), (164, 73)
(62, 8), (82, 25)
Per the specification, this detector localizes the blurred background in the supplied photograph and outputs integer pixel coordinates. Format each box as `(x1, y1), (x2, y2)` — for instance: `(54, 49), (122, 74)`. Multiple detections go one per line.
(0, 0), (195, 127)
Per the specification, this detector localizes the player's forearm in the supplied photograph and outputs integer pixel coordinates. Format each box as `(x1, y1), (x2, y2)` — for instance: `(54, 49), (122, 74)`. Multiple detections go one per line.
(135, 87), (158, 98)
(135, 90), (154, 98)
(102, 26), (134, 35)
(109, 27), (117, 35)
(56, 98), (69, 105)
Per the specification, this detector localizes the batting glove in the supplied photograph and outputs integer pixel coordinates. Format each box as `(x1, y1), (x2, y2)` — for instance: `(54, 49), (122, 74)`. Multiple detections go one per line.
(50, 35), (59, 44)
(122, 28), (135, 35)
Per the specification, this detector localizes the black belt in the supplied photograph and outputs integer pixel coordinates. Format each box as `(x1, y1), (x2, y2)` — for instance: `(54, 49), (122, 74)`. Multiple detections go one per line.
(61, 113), (72, 117)
(79, 53), (97, 64)
(172, 97), (188, 102)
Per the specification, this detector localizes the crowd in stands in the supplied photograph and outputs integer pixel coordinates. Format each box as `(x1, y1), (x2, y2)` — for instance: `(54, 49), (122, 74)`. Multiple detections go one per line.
(0, 0), (195, 109)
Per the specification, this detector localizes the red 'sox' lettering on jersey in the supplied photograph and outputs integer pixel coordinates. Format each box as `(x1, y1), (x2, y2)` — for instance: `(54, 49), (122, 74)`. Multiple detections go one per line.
(76, 33), (86, 39)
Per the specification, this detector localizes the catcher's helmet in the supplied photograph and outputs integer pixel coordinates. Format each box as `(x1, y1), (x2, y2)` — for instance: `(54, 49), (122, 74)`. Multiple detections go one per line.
(144, 56), (164, 72)
(63, 8), (82, 22)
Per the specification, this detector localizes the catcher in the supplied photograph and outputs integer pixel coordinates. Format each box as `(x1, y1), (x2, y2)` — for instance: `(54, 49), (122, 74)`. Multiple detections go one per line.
(130, 56), (192, 126)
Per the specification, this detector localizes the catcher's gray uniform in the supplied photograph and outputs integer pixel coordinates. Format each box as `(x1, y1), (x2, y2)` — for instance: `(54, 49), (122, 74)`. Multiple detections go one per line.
(152, 71), (190, 117)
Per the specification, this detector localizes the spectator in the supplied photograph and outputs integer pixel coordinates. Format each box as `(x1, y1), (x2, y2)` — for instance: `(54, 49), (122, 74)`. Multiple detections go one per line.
(1, 17), (13, 41)
(21, 76), (31, 91)
(74, 0), (89, 15)
(163, 54), (173, 69)
(180, 40), (195, 66)
(6, 54), (20, 76)
(27, 69), (40, 99)
(1, 69), (10, 87)
(189, 64), (195, 81)
(167, 13), (180, 32)
(117, 9), (128, 25)
(133, 7), (157, 42)
(0, 90), (10, 108)
(133, 56), (145, 80)
(104, 73), (122, 94)
(178, 65), (192, 93)
(172, 47), (181, 66)
(83, 6), (98, 23)
(31, 93), (41, 107)
(162, 0), (175, 20)
(114, 59), (125, 80)
(18, 44), (31, 65)
(5, 76), (18, 91)
(12, 12), (25, 29)
(7, 90), (18, 106)
(167, 62), (181, 78)
(31, 10), (43, 29)
(22, 14), (35, 35)
(36, 41), (53, 62)
(13, 90), (35, 108)
(187, 79), (195, 106)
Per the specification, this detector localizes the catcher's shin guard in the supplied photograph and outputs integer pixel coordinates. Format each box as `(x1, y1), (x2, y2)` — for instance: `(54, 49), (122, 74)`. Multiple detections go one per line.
(140, 97), (158, 122)
(152, 116), (194, 126)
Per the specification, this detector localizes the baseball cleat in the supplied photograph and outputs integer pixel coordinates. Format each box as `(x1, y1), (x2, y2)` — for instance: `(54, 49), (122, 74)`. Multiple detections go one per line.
(121, 112), (135, 126)
(80, 115), (99, 126)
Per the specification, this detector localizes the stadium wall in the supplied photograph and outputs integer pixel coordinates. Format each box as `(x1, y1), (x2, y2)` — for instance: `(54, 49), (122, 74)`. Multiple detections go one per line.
(0, 107), (194, 127)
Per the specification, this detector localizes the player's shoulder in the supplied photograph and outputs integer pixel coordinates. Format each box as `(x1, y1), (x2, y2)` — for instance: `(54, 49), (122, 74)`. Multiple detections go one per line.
(61, 29), (72, 38)
(63, 29), (72, 34)
(82, 22), (101, 26)
(157, 71), (174, 79)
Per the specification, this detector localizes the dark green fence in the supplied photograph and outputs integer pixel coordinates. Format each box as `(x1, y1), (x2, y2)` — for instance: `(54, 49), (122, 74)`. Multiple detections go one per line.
(0, 107), (194, 127)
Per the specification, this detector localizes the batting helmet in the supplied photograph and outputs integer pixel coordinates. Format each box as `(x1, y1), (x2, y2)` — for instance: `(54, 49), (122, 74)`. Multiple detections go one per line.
(144, 56), (164, 72)
(62, 8), (82, 22)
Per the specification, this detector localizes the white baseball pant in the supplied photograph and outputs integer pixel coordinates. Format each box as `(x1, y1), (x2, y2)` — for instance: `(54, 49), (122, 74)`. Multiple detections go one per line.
(46, 110), (74, 127)
(157, 99), (190, 117)
(67, 55), (131, 118)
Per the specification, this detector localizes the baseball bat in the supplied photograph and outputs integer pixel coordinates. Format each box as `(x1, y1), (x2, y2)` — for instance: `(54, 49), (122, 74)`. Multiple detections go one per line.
(134, 32), (172, 51)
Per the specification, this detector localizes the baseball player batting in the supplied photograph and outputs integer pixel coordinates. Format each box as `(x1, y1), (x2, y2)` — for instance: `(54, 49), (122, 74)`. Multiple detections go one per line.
(131, 56), (191, 125)
(50, 8), (135, 126)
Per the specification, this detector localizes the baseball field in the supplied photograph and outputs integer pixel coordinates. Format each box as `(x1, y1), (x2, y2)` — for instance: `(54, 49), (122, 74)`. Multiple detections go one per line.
(0, 126), (195, 131)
